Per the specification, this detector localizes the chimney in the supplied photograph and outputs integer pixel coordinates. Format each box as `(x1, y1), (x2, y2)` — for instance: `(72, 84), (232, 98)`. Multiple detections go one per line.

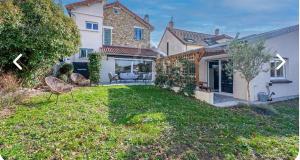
(144, 14), (149, 22)
(215, 28), (220, 35)
(168, 17), (174, 29)
(235, 32), (240, 39)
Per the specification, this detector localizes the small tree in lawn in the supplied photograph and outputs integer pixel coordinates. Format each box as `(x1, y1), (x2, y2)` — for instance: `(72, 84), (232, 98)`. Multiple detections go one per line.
(88, 53), (102, 85)
(225, 40), (272, 102)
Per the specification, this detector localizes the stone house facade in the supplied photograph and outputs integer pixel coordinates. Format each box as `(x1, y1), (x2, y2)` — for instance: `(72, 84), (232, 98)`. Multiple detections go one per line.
(103, 1), (153, 49)
(65, 0), (159, 83)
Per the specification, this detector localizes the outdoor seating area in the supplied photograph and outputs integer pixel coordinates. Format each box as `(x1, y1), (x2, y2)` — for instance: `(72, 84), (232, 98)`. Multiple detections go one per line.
(108, 72), (153, 84)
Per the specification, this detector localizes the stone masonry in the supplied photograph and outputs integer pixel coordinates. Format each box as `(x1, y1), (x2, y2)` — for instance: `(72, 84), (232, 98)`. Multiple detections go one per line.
(103, 6), (151, 49)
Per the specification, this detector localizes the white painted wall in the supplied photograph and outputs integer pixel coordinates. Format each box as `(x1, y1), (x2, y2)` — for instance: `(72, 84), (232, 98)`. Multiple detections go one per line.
(199, 29), (299, 102)
(67, 2), (104, 62)
(158, 30), (186, 55)
(248, 30), (299, 101)
(101, 56), (115, 83)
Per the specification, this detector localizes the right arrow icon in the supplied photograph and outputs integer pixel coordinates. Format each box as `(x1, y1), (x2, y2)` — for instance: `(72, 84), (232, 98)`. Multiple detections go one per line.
(276, 54), (286, 70)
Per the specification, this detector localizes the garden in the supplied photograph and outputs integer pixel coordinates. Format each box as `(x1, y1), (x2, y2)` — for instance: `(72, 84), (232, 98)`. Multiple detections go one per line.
(0, 1), (298, 159)
(0, 86), (298, 159)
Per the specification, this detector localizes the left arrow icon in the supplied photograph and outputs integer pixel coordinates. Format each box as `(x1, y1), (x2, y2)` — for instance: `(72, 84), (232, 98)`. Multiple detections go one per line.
(13, 54), (23, 70)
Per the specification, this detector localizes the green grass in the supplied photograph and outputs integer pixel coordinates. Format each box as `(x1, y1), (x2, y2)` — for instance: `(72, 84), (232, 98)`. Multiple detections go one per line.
(0, 86), (298, 159)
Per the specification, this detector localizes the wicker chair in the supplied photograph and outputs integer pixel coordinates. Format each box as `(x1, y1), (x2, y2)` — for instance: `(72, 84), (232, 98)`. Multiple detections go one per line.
(70, 73), (90, 86)
(45, 76), (74, 104)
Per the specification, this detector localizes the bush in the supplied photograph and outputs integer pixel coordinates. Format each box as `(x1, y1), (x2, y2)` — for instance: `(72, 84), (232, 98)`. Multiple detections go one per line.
(59, 63), (74, 75)
(88, 53), (102, 85)
(155, 59), (196, 96)
(0, 73), (26, 109)
(0, 0), (80, 87)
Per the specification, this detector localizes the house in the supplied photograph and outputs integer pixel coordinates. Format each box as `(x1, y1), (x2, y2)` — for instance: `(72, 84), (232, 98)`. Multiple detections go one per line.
(196, 25), (298, 102)
(158, 18), (232, 56)
(65, 0), (159, 83)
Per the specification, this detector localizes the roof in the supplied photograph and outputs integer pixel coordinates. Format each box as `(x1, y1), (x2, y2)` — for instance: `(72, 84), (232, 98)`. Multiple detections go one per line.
(166, 27), (232, 46)
(101, 45), (159, 58)
(240, 25), (299, 42)
(65, 0), (103, 10)
(104, 1), (154, 30)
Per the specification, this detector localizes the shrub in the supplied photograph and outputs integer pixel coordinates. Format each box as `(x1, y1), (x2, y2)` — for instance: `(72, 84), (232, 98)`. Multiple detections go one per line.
(59, 63), (74, 75)
(155, 59), (196, 96)
(0, 73), (26, 109)
(154, 74), (167, 87)
(88, 53), (102, 85)
(0, 73), (20, 94)
(0, 0), (80, 87)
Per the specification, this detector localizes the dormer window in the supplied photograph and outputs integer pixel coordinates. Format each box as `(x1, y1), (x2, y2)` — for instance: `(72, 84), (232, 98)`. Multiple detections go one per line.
(113, 7), (120, 14)
(184, 38), (195, 43)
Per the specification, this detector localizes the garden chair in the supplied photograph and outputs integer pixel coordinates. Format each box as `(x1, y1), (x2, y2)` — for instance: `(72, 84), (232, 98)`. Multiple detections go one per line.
(143, 73), (152, 84)
(198, 81), (212, 92)
(108, 73), (119, 84)
(70, 73), (90, 86)
(45, 76), (74, 104)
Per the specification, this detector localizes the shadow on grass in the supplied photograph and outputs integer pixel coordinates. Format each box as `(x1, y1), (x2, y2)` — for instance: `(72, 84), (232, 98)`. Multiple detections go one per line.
(107, 86), (298, 159)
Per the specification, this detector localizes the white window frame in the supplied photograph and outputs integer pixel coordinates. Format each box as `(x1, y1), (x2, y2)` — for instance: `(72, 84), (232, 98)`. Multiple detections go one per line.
(134, 26), (144, 41)
(79, 48), (93, 59)
(103, 26), (113, 45)
(270, 58), (287, 80)
(115, 58), (153, 73)
(85, 21), (99, 31)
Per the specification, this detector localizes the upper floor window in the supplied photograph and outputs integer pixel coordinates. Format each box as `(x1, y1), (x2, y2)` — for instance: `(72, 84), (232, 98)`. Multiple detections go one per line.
(113, 7), (120, 14)
(134, 27), (144, 41)
(80, 48), (93, 58)
(270, 58), (287, 79)
(103, 27), (112, 45)
(85, 21), (98, 31)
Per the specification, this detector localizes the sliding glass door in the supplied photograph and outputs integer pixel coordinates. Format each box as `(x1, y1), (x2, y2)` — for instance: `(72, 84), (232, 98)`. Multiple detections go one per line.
(208, 60), (233, 93)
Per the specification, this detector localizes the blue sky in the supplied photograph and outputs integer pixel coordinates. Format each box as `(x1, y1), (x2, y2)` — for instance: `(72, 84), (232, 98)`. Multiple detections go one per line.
(63, 0), (298, 46)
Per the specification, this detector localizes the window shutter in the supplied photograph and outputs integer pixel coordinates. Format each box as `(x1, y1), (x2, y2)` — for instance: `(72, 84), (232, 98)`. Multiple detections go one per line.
(104, 28), (112, 45)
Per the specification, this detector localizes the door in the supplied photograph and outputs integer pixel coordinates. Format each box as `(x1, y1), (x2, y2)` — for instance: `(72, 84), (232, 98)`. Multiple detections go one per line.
(221, 60), (233, 93)
(208, 61), (219, 92)
(73, 62), (89, 78)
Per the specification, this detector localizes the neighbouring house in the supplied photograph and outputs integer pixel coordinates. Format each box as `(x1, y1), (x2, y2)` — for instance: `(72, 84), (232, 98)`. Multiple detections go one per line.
(158, 18), (232, 56)
(65, 0), (159, 83)
(158, 25), (299, 103)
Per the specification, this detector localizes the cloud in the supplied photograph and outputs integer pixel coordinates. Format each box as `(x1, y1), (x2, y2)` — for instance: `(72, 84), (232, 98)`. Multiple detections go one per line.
(222, 0), (294, 12)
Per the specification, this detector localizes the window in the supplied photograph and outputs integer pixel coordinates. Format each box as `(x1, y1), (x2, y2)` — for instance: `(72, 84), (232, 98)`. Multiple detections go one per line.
(166, 42), (169, 56)
(270, 58), (287, 79)
(79, 48), (93, 58)
(134, 27), (143, 41)
(115, 59), (152, 75)
(103, 27), (112, 45)
(113, 7), (120, 14)
(85, 21), (98, 31)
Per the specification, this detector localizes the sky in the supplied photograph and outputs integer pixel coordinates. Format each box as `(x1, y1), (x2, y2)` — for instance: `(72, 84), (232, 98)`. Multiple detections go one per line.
(63, 0), (299, 47)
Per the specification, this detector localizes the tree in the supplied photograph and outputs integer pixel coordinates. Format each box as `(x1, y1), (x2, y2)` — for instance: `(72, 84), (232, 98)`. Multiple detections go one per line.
(0, 0), (80, 86)
(225, 40), (272, 101)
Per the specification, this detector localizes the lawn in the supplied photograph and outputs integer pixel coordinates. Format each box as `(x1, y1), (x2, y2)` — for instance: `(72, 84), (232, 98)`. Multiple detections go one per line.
(0, 86), (298, 159)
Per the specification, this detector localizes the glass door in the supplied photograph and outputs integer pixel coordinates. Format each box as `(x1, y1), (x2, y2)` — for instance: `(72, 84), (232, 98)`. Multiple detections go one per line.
(208, 61), (219, 92)
(221, 60), (233, 93)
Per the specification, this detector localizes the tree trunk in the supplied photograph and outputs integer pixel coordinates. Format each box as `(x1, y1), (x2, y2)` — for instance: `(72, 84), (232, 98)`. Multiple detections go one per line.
(247, 81), (250, 104)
